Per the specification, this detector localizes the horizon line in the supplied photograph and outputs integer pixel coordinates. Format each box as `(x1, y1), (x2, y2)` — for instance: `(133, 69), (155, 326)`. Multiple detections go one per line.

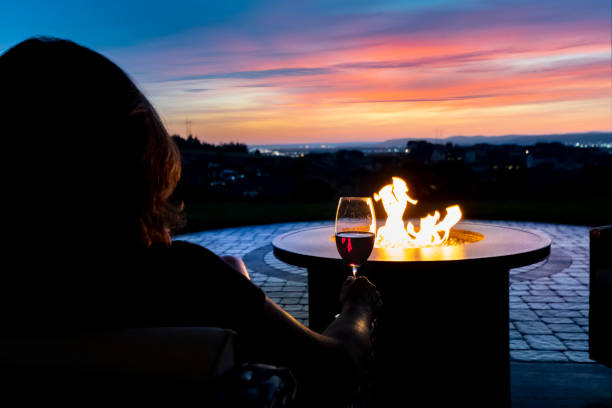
(241, 130), (612, 147)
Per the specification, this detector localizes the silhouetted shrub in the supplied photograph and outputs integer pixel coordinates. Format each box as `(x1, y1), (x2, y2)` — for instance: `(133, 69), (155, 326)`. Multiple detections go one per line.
(291, 177), (336, 202)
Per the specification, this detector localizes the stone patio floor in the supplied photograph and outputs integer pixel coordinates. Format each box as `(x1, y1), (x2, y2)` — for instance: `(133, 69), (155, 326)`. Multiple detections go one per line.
(176, 219), (594, 364)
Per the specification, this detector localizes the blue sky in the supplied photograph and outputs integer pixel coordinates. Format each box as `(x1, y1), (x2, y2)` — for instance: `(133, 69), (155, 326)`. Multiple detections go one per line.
(2, 0), (610, 144)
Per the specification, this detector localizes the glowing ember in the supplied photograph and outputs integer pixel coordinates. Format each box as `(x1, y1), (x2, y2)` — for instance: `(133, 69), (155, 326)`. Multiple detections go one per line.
(373, 177), (462, 248)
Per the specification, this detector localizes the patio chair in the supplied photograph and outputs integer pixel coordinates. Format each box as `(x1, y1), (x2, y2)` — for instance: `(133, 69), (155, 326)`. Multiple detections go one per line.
(589, 225), (612, 367)
(0, 327), (296, 407)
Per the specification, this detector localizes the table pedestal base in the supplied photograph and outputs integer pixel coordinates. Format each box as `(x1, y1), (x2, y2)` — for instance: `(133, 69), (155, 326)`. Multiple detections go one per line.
(308, 262), (510, 407)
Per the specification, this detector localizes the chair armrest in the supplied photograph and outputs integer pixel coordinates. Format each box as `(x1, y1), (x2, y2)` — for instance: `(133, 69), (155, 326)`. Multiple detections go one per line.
(0, 327), (237, 381)
(0, 327), (301, 407)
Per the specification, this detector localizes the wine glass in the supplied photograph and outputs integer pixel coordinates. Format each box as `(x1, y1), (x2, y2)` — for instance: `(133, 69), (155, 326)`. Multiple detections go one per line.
(335, 197), (376, 277)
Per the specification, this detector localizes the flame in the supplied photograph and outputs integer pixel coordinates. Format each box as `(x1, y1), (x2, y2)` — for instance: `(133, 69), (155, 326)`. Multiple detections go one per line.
(373, 177), (462, 248)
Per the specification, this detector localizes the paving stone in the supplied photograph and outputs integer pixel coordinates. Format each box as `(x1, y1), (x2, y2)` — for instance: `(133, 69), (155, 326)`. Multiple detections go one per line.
(572, 317), (589, 326)
(575, 277), (590, 285)
(510, 339), (530, 350)
(547, 323), (584, 333)
(529, 290), (557, 296)
(549, 303), (588, 310)
(514, 321), (553, 335)
(523, 335), (567, 350)
(291, 311), (309, 319)
(527, 303), (551, 310)
(529, 284), (550, 291)
(541, 317), (574, 324)
(531, 278), (554, 285)
(564, 351), (596, 363)
(563, 340), (589, 351)
(267, 277), (288, 283)
(509, 302), (530, 309)
(549, 284), (588, 291)
(510, 309), (539, 321)
(273, 291), (303, 298)
(262, 281), (287, 287)
(535, 310), (583, 318)
(510, 331), (523, 340)
(521, 296), (564, 303)
(264, 291), (290, 298)
(281, 286), (307, 291)
(561, 296), (589, 303)
(284, 281), (306, 286)
(552, 276), (580, 285)
(510, 350), (568, 362)
(556, 332), (589, 341)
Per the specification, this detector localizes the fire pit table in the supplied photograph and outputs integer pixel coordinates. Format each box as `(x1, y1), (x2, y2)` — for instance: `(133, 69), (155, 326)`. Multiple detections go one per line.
(273, 221), (551, 407)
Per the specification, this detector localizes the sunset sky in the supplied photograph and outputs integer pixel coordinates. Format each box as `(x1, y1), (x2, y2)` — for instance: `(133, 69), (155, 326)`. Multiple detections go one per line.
(1, 0), (610, 144)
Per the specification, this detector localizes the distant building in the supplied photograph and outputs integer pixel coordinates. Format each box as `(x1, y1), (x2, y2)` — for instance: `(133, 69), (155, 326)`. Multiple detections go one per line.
(526, 155), (558, 169)
(431, 148), (446, 163)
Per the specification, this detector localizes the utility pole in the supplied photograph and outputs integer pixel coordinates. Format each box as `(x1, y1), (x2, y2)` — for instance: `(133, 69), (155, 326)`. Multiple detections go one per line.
(185, 119), (192, 138)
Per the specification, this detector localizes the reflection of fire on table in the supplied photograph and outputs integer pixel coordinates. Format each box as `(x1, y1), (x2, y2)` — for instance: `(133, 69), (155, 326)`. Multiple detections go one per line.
(330, 227), (483, 245)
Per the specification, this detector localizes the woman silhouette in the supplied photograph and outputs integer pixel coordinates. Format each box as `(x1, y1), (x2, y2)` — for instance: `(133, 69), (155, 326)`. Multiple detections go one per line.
(0, 37), (381, 405)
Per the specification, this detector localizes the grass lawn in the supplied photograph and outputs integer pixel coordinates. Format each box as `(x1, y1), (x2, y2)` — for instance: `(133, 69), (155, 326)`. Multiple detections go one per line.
(178, 198), (611, 233)
(459, 198), (612, 227)
(179, 201), (338, 233)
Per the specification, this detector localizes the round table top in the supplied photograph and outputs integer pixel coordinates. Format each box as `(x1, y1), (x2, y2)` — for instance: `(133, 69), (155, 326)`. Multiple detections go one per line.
(272, 221), (551, 269)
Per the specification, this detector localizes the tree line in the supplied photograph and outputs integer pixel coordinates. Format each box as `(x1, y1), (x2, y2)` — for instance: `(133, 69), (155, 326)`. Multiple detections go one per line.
(171, 134), (248, 153)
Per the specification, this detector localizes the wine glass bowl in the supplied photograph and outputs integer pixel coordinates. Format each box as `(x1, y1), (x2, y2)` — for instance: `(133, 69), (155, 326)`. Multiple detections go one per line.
(334, 197), (376, 276)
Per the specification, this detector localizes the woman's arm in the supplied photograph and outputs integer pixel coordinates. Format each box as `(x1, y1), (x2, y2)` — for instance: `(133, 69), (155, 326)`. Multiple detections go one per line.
(172, 243), (380, 403)
(323, 276), (381, 365)
(241, 276), (381, 405)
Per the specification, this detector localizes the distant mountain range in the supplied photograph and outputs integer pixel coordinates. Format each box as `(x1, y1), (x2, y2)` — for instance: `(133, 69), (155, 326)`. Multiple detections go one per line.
(379, 131), (612, 147)
(251, 131), (612, 151)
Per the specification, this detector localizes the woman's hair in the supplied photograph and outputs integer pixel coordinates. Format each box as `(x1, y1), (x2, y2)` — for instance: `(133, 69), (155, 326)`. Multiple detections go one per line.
(0, 37), (183, 248)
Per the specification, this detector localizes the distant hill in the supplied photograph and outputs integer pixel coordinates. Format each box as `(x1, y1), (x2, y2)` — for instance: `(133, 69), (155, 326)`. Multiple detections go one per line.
(250, 132), (612, 152)
(380, 132), (612, 147)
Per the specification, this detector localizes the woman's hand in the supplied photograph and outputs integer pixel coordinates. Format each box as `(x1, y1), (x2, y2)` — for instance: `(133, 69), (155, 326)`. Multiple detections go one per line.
(339, 276), (382, 317)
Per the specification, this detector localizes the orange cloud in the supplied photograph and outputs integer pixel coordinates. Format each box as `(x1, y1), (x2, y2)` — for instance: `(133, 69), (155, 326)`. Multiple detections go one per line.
(147, 5), (611, 144)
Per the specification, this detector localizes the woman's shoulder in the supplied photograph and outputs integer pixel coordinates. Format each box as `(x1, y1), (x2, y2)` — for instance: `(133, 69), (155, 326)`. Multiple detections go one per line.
(169, 239), (213, 253)
(151, 239), (217, 258)
(163, 240), (266, 303)
(135, 240), (223, 271)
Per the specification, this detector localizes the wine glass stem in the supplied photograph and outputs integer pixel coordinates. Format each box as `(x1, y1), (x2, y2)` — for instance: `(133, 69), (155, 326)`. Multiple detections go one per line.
(352, 265), (358, 277)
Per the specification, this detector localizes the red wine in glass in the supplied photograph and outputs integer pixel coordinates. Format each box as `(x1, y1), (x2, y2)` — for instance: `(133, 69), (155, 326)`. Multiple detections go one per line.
(334, 197), (376, 276)
(335, 231), (375, 269)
